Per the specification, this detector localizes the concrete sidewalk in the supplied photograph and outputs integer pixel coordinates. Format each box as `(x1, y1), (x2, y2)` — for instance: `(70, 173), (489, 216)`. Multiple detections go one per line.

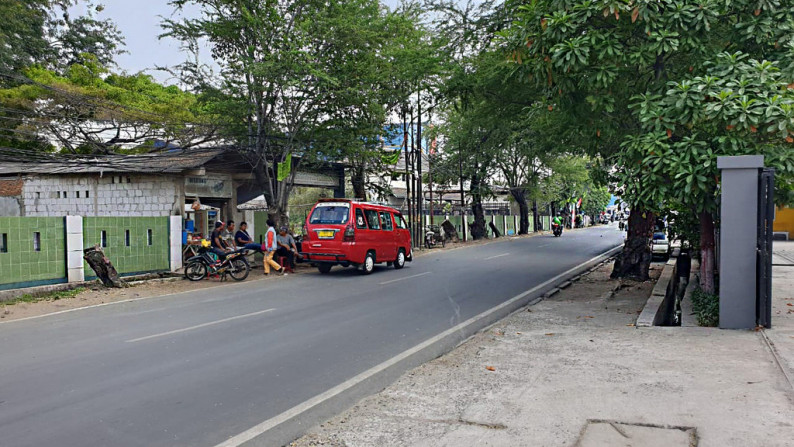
(292, 252), (794, 446)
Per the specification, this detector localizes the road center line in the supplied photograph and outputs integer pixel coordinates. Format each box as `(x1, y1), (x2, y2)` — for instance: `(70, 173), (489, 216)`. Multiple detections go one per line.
(379, 271), (432, 285)
(126, 309), (275, 343)
(484, 253), (510, 260)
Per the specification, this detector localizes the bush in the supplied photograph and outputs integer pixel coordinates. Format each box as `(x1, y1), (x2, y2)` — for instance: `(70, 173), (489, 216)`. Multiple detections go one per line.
(691, 288), (719, 327)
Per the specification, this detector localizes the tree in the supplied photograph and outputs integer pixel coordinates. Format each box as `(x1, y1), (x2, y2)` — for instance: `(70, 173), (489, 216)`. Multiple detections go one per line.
(502, 0), (794, 285)
(0, 57), (219, 154)
(0, 0), (123, 79)
(163, 0), (414, 224)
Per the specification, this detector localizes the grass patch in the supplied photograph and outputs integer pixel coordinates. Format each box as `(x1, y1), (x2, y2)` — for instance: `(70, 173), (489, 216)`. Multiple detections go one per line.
(691, 288), (719, 327)
(2, 287), (87, 307)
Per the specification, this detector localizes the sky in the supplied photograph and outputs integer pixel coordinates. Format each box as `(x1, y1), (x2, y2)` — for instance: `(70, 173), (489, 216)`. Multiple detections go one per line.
(74, 0), (401, 85)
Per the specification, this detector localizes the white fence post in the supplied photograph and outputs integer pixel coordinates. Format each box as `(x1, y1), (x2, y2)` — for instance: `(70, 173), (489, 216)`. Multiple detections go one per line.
(65, 215), (84, 283)
(169, 215), (183, 272)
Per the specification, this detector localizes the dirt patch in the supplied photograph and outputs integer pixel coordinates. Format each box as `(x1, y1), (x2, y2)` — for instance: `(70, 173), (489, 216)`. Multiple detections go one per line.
(0, 264), (312, 322)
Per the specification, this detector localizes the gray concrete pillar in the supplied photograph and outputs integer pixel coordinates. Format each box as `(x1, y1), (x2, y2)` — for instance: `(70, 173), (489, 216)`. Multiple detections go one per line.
(717, 155), (763, 329)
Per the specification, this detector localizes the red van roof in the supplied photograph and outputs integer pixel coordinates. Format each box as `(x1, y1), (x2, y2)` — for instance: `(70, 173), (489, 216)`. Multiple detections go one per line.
(315, 198), (401, 212)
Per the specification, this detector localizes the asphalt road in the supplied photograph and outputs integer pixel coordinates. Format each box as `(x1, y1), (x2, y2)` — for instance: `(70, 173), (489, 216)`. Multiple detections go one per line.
(0, 224), (624, 447)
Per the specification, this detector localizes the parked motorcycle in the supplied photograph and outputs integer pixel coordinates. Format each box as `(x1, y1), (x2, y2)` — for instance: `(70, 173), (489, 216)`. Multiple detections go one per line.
(184, 245), (250, 281)
(424, 224), (446, 249)
(552, 222), (563, 237)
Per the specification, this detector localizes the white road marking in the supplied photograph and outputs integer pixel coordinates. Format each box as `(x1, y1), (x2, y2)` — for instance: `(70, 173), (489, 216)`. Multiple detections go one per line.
(213, 244), (622, 447)
(484, 253), (510, 260)
(379, 271), (432, 285)
(126, 308), (275, 343)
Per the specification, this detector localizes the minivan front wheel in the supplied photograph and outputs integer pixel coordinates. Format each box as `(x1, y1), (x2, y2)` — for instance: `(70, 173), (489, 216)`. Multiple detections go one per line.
(360, 252), (375, 275)
(394, 249), (406, 269)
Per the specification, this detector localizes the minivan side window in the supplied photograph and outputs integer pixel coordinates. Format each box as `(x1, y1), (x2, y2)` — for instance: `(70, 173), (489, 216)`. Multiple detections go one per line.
(355, 208), (368, 229)
(380, 211), (393, 231)
(364, 209), (380, 230)
(394, 213), (408, 229)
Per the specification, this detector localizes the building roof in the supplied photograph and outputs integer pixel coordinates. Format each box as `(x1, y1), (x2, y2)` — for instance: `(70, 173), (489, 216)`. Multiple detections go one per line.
(0, 147), (227, 176)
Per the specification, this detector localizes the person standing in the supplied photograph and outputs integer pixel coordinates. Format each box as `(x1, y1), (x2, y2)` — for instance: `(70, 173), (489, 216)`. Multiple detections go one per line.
(263, 219), (285, 275)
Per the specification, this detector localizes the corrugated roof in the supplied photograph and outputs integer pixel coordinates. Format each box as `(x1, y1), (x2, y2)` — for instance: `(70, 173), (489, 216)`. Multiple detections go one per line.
(0, 147), (226, 176)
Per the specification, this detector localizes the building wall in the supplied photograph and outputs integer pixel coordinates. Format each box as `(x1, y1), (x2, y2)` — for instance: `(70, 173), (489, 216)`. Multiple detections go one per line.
(0, 217), (66, 290)
(774, 206), (794, 238)
(18, 174), (182, 217)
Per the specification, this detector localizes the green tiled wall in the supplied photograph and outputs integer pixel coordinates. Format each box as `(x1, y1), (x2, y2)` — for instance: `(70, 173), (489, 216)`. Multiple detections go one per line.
(83, 217), (169, 276)
(0, 217), (66, 287)
(254, 211), (267, 245)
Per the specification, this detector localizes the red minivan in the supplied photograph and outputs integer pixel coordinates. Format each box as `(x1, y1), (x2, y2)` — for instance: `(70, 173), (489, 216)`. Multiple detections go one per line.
(301, 199), (413, 274)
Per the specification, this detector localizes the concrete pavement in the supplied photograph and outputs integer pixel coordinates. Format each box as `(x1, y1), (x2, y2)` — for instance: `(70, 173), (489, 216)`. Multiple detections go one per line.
(0, 225), (624, 447)
(292, 243), (794, 447)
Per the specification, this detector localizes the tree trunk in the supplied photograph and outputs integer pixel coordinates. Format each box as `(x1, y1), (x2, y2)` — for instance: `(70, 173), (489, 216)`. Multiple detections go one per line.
(510, 187), (530, 235)
(469, 171), (487, 240)
(532, 199), (539, 233)
(699, 210), (716, 294)
(611, 207), (654, 280)
(351, 164), (367, 200)
(470, 200), (487, 240)
(84, 246), (126, 288)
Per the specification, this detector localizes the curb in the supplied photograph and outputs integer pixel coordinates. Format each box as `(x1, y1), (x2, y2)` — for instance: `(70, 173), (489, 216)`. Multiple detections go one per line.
(636, 257), (677, 327)
(213, 244), (623, 447)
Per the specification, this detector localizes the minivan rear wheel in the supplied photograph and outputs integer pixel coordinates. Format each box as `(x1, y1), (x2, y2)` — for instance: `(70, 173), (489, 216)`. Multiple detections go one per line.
(360, 252), (375, 275)
(317, 264), (332, 274)
(394, 249), (406, 269)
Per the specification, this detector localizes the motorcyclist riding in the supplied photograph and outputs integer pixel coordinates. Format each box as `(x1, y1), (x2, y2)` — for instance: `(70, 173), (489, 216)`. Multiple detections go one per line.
(552, 215), (563, 236)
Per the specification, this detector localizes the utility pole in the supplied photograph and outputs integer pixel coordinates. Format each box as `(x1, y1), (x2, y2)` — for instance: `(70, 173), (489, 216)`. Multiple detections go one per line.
(403, 109), (412, 245)
(416, 90), (424, 236)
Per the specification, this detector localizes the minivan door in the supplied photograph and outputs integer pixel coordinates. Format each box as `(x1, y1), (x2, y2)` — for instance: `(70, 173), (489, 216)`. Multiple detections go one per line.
(379, 210), (397, 261)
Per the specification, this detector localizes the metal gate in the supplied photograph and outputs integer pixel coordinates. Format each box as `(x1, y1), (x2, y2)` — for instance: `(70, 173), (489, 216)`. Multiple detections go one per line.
(756, 168), (775, 328)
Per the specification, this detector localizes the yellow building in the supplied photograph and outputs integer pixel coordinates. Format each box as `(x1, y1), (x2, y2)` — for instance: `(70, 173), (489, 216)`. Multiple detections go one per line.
(774, 206), (794, 238)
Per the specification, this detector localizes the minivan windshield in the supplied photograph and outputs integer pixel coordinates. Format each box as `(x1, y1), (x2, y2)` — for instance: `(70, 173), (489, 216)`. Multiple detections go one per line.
(309, 203), (350, 225)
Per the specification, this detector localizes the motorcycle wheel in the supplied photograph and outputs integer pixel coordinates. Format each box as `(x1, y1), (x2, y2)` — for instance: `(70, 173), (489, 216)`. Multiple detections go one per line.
(185, 261), (207, 281)
(228, 258), (250, 281)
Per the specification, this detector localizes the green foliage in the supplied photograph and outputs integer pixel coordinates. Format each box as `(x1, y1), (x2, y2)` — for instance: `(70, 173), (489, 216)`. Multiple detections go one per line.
(0, 1), (123, 77)
(691, 287), (719, 327)
(0, 58), (216, 153)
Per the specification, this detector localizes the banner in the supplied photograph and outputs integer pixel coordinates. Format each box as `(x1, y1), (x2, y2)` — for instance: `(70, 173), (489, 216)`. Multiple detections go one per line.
(382, 150), (401, 165)
(277, 153), (292, 182)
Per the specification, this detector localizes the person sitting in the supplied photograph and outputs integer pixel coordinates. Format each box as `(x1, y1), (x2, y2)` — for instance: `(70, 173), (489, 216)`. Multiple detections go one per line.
(221, 220), (236, 249)
(276, 226), (300, 271)
(210, 221), (231, 261)
(235, 221), (263, 252)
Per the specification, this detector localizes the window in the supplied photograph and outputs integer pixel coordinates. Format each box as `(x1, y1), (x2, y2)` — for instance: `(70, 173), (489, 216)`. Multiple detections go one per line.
(126, 177), (131, 183)
(75, 191), (80, 198)
(364, 209), (380, 230)
(0, 233), (7, 253)
(355, 208), (368, 229)
(62, 191), (67, 199)
(379, 211), (393, 231)
(55, 191), (61, 199)
(35, 192), (40, 199)
(147, 229), (153, 246)
(309, 204), (350, 225)
(101, 230), (107, 248)
(125, 230), (131, 247)
(33, 232), (41, 251)
(394, 213), (408, 230)
(85, 190), (90, 198)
